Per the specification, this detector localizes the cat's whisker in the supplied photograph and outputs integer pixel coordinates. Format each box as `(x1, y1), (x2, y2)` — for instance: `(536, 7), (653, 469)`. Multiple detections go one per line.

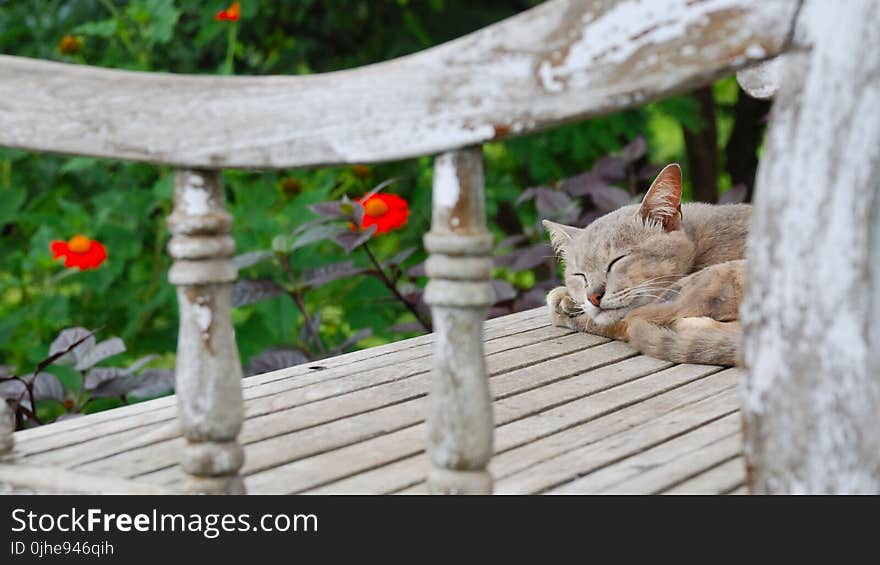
(640, 273), (689, 283)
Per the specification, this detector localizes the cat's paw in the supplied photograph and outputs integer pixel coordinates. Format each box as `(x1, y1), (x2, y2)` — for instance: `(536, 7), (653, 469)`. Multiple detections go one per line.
(547, 286), (579, 329)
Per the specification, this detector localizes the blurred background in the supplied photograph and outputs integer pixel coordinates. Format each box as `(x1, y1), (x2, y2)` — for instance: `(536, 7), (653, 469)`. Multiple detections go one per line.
(0, 0), (768, 425)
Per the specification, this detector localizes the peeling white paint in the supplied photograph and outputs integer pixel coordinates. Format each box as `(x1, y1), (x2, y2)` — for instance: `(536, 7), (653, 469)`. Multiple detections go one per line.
(538, 60), (565, 93)
(542, 0), (743, 92)
(746, 43), (766, 59)
(433, 154), (460, 209)
(737, 57), (783, 99)
(181, 174), (211, 216)
(742, 0), (880, 493)
(192, 300), (212, 334)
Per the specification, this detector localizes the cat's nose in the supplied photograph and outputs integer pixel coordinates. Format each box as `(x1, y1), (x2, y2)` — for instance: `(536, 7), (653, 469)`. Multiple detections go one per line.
(587, 291), (604, 307)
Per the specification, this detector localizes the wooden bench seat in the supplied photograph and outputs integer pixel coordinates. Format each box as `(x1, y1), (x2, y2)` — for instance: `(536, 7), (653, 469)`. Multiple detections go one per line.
(8, 307), (744, 494)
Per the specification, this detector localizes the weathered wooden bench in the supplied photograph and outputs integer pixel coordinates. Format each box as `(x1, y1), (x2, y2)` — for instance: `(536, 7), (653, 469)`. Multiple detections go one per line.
(1, 0), (878, 494)
(3, 307), (746, 494)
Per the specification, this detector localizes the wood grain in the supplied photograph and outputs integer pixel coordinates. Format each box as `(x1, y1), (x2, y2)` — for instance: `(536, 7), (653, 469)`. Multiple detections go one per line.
(0, 0), (796, 169)
(741, 0), (880, 493)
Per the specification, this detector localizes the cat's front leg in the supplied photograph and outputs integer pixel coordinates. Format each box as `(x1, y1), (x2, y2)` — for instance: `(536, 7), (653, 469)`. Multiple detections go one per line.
(547, 287), (629, 340)
(546, 286), (581, 329)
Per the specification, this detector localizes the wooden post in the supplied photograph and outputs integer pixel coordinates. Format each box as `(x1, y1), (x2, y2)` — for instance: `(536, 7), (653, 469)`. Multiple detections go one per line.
(741, 0), (880, 493)
(168, 169), (245, 494)
(0, 400), (12, 456)
(424, 147), (495, 494)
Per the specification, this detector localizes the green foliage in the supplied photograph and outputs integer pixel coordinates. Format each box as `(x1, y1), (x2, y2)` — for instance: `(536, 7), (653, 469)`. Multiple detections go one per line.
(0, 1), (743, 421)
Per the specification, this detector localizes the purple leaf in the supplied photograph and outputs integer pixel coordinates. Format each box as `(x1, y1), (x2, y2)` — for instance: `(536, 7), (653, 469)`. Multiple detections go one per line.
(291, 217), (328, 236)
(0, 378), (24, 400)
(590, 184), (632, 212)
(384, 247), (417, 267)
(560, 171), (604, 197)
(333, 224), (377, 254)
(620, 136), (647, 163)
(719, 183), (748, 204)
(592, 155), (627, 181)
(491, 279), (517, 303)
(84, 367), (123, 391)
(75, 337), (125, 371)
(33, 373), (64, 402)
(515, 292), (548, 311)
(246, 348), (310, 377)
(487, 305), (513, 319)
(302, 261), (366, 287)
(349, 199), (366, 228)
(308, 200), (350, 219)
(126, 369), (176, 397)
(233, 250), (275, 270)
(406, 261), (427, 278)
(495, 235), (527, 252)
(49, 327), (95, 367)
(232, 279), (286, 307)
(515, 186), (540, 205)
(292, 224), (343, 250)
(535, 188), (571, 217)
(578, 209), (605, 226)
(123, 355), (159, 376)
(496, 243), (554, 271)
(362, 177), (401, 201)
(91, 368), (175, 398)
(637, 163), (663, 181)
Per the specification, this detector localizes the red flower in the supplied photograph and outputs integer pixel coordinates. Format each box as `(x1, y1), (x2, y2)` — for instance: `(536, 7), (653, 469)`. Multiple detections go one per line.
(355, 193), (410, 234)
(215, 1), (241, 22)
(50, 235), (107, 271)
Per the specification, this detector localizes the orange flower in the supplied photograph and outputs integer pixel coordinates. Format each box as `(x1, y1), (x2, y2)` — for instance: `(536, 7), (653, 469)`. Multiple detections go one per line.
(355, 193), (410, 234)
(50, 235), (107, 271)
(58, 35), (83, 55)
(215, 1), (241, 22)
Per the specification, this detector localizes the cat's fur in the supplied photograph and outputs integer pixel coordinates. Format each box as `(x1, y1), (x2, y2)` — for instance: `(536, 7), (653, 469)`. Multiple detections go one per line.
(545, 163), (749, 366)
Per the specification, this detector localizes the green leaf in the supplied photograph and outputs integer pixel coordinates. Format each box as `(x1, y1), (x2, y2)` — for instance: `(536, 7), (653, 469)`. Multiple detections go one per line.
(0, 185), (26, 226)
(142, 0), (181, 44)
(60, 157), (99, 174)
(73, 19), (118, 38)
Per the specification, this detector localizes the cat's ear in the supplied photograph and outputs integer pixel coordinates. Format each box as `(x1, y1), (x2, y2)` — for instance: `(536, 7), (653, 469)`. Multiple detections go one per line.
(639, 163), (682, 231)
(542, 220), (581, 256)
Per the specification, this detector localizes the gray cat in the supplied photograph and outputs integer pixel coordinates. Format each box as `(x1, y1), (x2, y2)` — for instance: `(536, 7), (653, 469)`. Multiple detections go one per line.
(545, 164), (749, 366)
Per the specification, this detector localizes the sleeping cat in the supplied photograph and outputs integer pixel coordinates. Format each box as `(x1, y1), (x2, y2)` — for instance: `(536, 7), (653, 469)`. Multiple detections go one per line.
(545, 163), (749, 366)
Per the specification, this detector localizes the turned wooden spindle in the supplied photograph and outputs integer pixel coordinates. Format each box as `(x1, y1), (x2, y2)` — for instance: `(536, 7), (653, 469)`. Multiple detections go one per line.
(424, 147), (495, 494)
(168, 169), (245, 494)
(0, 400), (13, 456)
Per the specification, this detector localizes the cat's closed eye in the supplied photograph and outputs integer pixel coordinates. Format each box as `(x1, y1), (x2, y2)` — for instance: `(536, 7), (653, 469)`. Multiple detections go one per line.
(572, 273), (588, 283)
(606, 255), (627, 273)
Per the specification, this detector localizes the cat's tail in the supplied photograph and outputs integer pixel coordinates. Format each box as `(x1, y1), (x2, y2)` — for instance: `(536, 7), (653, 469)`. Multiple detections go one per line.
(626, 316), (740, 366)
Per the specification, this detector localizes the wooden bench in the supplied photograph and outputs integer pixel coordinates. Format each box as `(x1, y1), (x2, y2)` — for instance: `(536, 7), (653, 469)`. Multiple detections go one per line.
(3, 308), (745, 494)
(2, 0), (878, 494)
